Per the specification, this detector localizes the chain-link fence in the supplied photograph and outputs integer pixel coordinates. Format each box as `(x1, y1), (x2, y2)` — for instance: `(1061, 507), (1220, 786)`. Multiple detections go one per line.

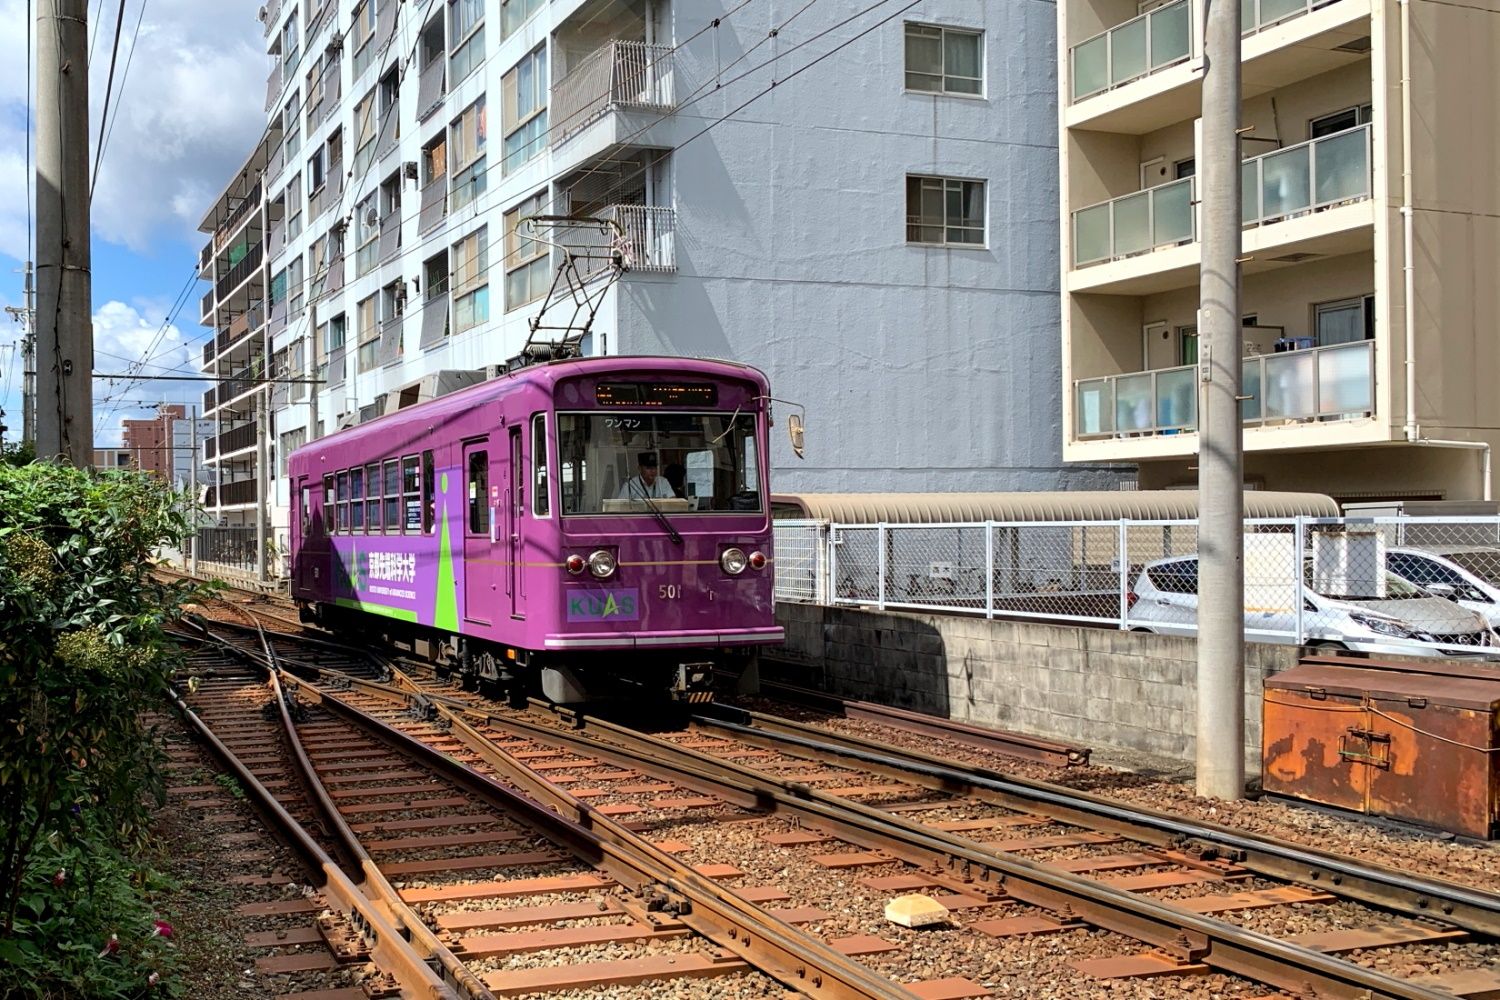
(774, 516), (1500, 660)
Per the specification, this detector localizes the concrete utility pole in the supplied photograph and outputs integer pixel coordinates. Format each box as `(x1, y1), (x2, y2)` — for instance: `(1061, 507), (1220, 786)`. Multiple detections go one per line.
(188, 404), (199, 576)
(5, 263), (37, 445)
(34, 0), (93, 465)
(1195, 0), (1246, 800)
(256, 384), (270, 585)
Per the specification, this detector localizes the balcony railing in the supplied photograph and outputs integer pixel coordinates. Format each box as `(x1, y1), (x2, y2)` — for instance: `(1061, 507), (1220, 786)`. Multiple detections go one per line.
(1072, 177), (1194, 267)
(559, 205), (677, 277)
(199, 241), (213, 274)
(1244, 0), (1339, 34)
(262, 0), (282, 37)
(1242, 124), (1370, 227)
(416, 57), (445, 122)
(215, 421), (258, 457)
(1073, 340), (1375, 439)
(418, 177), (447, 233)
(204, 479), (258, 508)
(553, 40), (674, 145)
(264, 62), (283, 113)
(200, 290), (214, 324)
(215, 241), (263, 300)
(214, 181), (261, 251)
(378, 210), (401, 262)
(1070, 0), (1191, 102)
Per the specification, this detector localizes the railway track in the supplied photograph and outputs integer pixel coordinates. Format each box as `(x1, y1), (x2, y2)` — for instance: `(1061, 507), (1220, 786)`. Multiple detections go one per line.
(173, 600), (1500, 999)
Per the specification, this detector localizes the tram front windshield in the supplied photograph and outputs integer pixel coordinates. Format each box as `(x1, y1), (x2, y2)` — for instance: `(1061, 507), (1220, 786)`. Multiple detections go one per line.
(557, 412), (761, 514)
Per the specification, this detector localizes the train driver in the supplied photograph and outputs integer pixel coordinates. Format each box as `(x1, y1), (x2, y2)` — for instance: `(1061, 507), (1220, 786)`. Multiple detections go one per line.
(617, 451), (675, 500)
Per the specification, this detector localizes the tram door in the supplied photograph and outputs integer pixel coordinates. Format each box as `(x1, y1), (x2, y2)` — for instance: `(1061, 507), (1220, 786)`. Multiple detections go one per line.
(507, 425), (525, 619)
(462, 439), (494, 626)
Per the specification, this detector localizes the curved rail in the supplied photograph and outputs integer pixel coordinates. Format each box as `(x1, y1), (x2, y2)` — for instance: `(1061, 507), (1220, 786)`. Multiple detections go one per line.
(701, 703), (1500, 938)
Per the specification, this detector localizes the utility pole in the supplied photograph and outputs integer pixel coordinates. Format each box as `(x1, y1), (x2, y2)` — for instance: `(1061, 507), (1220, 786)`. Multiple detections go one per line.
(34, 0), (93, 466)
(5, 263), (37, 445)
(308, 302), (320, 441)
(188, 404), (199, 576)
(1196, 0), (1246, 800)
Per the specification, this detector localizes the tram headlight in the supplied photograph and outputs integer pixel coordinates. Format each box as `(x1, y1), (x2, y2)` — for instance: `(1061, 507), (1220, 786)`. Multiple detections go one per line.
(565, 554), (586, 575)
(748, 550), (767, 571)
(720, 547), (748, 575)
(587, 549), (617, 579)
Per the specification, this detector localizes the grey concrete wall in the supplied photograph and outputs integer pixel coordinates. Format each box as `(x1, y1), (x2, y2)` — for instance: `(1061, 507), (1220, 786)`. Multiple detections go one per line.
(772, 601), (1305, 769)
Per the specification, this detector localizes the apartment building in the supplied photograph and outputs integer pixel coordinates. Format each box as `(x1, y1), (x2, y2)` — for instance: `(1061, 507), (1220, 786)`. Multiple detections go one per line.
(1058, 0), (1500, 502)
(201, 0), (1124, 558)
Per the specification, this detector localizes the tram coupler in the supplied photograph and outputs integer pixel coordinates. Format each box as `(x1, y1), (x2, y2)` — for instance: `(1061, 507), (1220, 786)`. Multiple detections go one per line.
(670, 662), (715, 704)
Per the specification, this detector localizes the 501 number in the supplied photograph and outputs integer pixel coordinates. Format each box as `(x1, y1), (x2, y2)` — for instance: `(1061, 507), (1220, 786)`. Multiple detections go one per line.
(658, 584), (681, 599)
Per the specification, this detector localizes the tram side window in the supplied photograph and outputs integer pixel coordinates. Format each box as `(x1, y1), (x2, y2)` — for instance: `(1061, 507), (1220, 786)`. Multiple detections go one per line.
(301, 484), (312, 537)
(531, 414), (549, 516)
(402, 456), (421, 532)
(322, 474), (334, 533)
(422, 450), (435, 533)
(383, 460), (400, 531)
(350, 467), (366, 531)
(468, 451), (489, 534)
(336, 471), (350, 532)
(365, 463), (380, 532)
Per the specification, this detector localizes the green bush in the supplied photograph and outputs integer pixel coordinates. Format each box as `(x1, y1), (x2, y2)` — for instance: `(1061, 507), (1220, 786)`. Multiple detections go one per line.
(0, 462), (198, 996)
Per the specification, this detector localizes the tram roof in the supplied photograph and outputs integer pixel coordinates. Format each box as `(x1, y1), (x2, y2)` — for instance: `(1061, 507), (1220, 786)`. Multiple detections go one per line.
(769, 490), (1340, 524)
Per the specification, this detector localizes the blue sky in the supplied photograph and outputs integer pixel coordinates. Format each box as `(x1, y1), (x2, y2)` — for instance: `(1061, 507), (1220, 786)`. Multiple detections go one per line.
(0, 0), (268, 446)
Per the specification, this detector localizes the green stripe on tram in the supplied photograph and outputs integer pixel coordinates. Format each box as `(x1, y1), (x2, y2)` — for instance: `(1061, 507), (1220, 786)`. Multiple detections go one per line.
(334, 597), (419, 622)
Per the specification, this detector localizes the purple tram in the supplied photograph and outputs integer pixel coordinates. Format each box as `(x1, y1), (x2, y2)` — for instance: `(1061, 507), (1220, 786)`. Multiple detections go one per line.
(286, 356), (782, 702)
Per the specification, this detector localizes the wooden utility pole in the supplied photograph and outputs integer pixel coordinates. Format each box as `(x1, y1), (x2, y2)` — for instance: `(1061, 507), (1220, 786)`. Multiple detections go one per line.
(34, 0), (93, 465)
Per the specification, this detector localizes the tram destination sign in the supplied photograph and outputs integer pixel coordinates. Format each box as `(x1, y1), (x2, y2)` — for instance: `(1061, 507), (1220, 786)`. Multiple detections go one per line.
(595, 382), (718, 408)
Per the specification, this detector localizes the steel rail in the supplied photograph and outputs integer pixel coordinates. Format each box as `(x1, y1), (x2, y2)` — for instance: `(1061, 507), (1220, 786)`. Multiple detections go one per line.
(449, 699), (1459, 1000)
(752, 676), (1091, 766)
(700, 705), (1500, 938)
(166, 642), (461, 999)
(280, 667), (919, 1000)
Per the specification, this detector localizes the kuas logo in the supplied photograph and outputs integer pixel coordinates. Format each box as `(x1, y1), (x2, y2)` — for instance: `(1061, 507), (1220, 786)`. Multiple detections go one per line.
(567, 588), (641, 622)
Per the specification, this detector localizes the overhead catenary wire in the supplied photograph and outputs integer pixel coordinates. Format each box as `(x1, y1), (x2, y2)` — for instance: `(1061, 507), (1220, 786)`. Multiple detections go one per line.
(90, 0), (129, 197)
(94, 0), (148, 199)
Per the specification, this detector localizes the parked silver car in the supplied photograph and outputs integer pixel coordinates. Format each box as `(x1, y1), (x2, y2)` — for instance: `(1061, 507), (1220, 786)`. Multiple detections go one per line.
(1386, 545), (1500, 628)
(1129, 554), (1495, 657)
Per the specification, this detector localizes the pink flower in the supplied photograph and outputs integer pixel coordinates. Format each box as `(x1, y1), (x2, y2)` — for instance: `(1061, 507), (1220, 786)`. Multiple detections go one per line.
(151, 920), (174, 940)
(147, 972), (161, 988)
(52, 868), (66, 887)
(97, 933), (119, 958)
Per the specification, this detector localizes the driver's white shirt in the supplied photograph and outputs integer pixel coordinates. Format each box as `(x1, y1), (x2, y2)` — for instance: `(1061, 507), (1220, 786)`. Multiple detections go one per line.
(617, 475), (674, 500)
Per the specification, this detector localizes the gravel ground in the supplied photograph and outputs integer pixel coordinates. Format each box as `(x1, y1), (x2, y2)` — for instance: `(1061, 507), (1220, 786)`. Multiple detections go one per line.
(732, 695), (1500, 893)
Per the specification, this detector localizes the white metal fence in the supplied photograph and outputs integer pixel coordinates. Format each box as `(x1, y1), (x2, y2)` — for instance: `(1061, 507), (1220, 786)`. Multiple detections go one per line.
(773, 516), (1500, 659)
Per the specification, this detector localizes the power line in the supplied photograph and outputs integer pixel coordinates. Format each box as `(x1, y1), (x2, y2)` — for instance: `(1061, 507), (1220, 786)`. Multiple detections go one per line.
(94, 0), (148, 199)
(90, 0), (128, 197)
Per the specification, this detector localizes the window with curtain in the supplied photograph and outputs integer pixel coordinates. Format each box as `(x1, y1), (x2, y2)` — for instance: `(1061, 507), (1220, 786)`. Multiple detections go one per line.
(352, 0), (377, 75)
(905, 175), (986, 246)
(502, 0), (544, 39)
(504, 192), (548, 310)
(1314, 296), (1374, 346)
(502, 46), (547, 175)
(449, 0), (485, 84)
(357, 294), (380, 371)
(449, 97), (488, 210)
(451, 227), (490, 332)
(904, 24), (982, 95)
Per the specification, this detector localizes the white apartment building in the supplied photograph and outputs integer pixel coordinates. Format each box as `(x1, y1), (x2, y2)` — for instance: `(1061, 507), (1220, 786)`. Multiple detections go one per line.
(1058, 0), (1500, 503)
(200, 0), (1124, 558)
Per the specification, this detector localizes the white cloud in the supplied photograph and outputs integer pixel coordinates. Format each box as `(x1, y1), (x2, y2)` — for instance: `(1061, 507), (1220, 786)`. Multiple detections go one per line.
(0, 0), (268, 259)
(91, 298), (205, 444)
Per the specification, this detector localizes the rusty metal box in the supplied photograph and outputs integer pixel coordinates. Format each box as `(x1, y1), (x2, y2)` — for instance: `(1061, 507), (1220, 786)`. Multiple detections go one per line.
(1263, 658), (1500, 839)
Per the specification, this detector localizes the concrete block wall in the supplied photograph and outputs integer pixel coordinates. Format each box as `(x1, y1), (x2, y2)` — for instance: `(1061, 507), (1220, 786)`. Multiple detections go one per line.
(771, 602), (1304, 770)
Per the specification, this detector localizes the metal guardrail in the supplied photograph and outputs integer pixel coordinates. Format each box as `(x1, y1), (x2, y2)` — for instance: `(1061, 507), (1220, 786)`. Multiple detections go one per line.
(774, 515), (1500, 659)
(552, 40), (673, 145)
(1071, 0), (1191, 101)
(1073, 340), (1374, 438)
(1242, 124), (1371, 227)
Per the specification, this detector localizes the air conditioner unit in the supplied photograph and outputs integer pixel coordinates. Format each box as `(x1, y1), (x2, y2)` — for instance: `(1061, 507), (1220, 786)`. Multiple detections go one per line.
(402, 161), (419, 181)
(363, 205), (379, 227)
(325, 35), (343, 55)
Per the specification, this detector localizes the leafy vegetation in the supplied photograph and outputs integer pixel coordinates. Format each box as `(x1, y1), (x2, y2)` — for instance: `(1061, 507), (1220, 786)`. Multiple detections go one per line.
(0, 461), (198, 997)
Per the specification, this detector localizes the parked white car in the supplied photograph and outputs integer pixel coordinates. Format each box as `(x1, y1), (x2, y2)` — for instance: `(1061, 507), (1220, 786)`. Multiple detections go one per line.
(1129, 554), (1496, 657)
(1386, 545), (1500, 628)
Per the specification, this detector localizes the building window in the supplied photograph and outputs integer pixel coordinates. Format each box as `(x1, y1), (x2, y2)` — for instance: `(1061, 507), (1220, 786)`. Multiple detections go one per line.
(449, 97), (488, 211)
(351, 0), (378, 76)
(1313, 295), (1375, 346)
(356, 294), (379, 371)
(451, 227), (490, 333)
(449, 0), (485, 85)
(502, 0), (544, 39)
(904, 23), (982, 96)
(1310, 104), (1372, 139)
(504, 192), (548, 310)
(326, 311), (347, 351)
(355, 194), (379, 275)
(353, 89), (378, 174)
(906, 175), (985, 246)
(501, 46), (547, 174)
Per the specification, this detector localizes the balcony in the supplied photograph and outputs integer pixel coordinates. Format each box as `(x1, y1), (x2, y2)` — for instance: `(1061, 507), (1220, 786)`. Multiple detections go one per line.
(416, 57), (445, 122)
(199, 241), (213, 275)
(1073, 339), (1374, 440)
(265, 62), (283, 113)
(262, 0), (282, 37)
(204, 479), (258, 508)
(200, 290), (214, 325)
(1073, 177), (1194, 267)
(1070, 0), (1191, 103)
(418, 178), (446, 234)
(215, 241), (264, 300)
(1242, 123), (1370, 227)
(553, 40), (674, 147)
(558, 205), (677, 276)
(213, 421), (258, 458)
